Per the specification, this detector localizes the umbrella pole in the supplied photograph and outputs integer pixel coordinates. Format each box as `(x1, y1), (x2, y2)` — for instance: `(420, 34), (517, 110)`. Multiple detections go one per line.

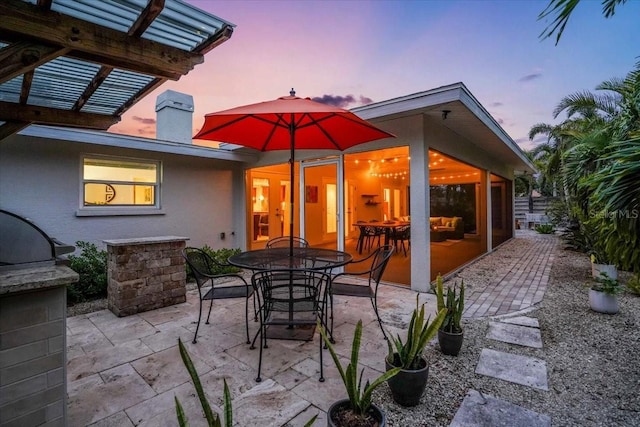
(289, 119), (295, 257)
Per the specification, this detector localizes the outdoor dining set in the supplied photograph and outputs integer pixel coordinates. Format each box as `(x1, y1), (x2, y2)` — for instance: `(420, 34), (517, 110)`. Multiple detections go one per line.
(182, 237), (394, 383)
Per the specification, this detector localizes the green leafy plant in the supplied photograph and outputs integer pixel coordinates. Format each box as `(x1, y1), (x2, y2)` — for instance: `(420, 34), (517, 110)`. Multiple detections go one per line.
(590, 272), (624, 295)
(534, 223), (555, 234)
(67, 241), (108, 303)
(626, 273), (640, 295)
(436, 274), (465, 333)
(318, 320), (400, 419)
(386, 295), (447, 370)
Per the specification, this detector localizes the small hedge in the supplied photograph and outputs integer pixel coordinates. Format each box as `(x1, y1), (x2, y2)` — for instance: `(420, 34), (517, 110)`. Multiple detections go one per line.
(534, 224), (555, 234)
(67, 241), (108, 304)
(185, 245), (242, 281)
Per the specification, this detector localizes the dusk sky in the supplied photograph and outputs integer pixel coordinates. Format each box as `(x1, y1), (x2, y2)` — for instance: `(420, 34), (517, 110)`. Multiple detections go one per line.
(110, 0), (640, 150)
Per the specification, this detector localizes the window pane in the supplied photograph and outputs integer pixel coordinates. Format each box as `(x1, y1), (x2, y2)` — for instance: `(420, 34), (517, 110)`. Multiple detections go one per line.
(84, 158), (157, 183)
(84, 183), (155, 206)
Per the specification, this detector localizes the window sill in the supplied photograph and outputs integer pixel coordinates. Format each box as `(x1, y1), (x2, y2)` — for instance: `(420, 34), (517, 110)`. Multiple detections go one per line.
(76, 208), (166, 217)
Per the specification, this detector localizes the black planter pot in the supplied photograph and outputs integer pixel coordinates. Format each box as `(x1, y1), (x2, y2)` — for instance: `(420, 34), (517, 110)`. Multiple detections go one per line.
(385, 354), (429, 407)
(438, 329), (463, 356)
(327, 399), (386, 427)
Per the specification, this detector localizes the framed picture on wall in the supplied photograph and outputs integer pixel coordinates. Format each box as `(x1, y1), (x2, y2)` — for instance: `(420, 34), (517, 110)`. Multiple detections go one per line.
(305, 185), (318, 203)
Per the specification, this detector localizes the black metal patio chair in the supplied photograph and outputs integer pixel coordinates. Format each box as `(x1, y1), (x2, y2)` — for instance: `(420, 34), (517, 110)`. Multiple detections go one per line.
(265, 236), (310, 249)
(328, 245), (394, 340)
(250, 268), (331, 383)
(392, 224), (411, 256)
(182, 247), (255, 344)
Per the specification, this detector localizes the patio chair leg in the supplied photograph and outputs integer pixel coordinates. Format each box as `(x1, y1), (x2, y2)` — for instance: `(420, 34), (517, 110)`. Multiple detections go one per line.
(256, 326), (264, 382)
(319, 321), (325, 382)
(244, 296), (250, 344)
(193, 302), (203, 344)
(329, 293), (336, 344)
(205, 297), (214, 324)
(370, 297), (388, 340)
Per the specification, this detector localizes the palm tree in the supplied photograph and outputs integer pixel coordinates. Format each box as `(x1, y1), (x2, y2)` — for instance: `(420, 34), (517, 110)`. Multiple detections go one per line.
(538, 0), (629, 45)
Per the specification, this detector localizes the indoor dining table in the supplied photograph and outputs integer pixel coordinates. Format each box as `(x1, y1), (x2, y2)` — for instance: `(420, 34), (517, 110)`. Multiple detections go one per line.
(353, 221), (409, 253)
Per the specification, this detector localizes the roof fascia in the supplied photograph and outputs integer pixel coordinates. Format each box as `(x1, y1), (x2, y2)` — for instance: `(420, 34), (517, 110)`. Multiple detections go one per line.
(16, 125), (257, 163)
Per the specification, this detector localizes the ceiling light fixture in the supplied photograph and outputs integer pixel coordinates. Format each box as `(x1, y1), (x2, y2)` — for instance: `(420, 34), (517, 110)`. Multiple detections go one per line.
(442, 110), (451, 120)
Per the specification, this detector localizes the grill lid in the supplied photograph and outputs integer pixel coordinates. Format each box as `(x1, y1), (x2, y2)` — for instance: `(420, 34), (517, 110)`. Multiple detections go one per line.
(0, 209), (74, 271)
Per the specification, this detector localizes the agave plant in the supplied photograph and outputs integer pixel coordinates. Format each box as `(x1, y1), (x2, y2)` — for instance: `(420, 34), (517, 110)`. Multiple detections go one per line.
(436, 274), (465, 334)
(318, 320), (400, 417)
(386, 295), (447, 370)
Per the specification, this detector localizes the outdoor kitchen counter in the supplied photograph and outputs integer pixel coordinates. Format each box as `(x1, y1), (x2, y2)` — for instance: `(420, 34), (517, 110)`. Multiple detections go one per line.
(0, 264), (78, 295)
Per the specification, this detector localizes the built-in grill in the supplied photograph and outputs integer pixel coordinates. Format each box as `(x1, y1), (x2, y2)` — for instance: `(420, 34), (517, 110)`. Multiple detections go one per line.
(0, 209), (75, 272)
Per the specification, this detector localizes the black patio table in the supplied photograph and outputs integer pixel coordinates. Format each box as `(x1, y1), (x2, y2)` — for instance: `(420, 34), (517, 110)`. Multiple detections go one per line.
(228, 246), (352, 271)
(228, 247), (352, 340)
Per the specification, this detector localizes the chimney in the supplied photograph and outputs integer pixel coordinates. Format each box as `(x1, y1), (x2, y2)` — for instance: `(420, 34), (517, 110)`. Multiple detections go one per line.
(155, 90), (194, 144)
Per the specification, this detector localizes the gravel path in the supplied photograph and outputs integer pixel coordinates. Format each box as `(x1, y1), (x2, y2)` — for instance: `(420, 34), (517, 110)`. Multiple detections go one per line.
(374, 237), (640, 426)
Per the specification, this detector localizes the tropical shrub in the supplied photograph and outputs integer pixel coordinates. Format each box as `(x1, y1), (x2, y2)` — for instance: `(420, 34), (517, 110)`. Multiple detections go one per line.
(534, 224), (555, 234)
(67, 241), (108, 303)
(186, 246), (242, 280)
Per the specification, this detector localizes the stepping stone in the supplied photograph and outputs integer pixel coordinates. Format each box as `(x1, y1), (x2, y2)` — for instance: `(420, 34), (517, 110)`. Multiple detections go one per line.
(500, 316), (539, 328)
(487, 321), (543, 348)
(450, 389), (551, 427)
(476, 349), (548, 390)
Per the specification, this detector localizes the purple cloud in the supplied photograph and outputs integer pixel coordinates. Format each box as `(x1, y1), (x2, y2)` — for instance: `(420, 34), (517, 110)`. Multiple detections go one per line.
(132, 116), (156, 125)
(519, 73), (542, 82)
(312, 94), (374, 108)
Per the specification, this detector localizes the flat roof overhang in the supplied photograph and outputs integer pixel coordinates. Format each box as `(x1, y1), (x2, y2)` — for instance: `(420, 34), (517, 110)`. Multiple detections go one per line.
(352, 82), (536, 175)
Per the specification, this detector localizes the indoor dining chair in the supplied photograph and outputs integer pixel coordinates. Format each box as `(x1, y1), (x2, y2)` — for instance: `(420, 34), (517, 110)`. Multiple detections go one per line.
(328, 245), (394, 340)
(182, 247), (255, 344)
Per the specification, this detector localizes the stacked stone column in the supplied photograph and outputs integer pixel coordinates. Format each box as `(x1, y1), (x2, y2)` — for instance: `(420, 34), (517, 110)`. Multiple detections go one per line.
(105, 236), (188, 317)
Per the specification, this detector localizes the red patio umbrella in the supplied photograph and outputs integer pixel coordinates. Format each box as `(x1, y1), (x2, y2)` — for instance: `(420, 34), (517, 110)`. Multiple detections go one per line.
(194, 89), (395, 251)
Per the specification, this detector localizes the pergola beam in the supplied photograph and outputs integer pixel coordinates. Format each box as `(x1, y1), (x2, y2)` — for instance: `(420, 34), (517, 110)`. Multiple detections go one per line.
(128, 0), (165, 37)
(20, 70), (34, 104)
(0, 0), (203, 81)
(0, 101), (119, 130)
(0, 121), (31, 141)
(0, 41), (68, 85)
(72, 66), (113, 111)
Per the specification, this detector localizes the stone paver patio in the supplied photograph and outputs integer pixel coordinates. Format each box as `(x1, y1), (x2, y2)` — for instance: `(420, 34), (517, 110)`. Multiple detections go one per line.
(66, 231), (556, 426)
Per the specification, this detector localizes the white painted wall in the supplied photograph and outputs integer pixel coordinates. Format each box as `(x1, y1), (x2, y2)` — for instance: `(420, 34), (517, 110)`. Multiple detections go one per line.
(0, 135), (243, 253)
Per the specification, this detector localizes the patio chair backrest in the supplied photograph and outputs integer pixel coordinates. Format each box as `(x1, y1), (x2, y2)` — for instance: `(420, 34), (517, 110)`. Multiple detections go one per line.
(265, 236), (310, 249)
(370, 244), (394, 285)
(251, 268), (330, 321)
(182, 247), (222, 288)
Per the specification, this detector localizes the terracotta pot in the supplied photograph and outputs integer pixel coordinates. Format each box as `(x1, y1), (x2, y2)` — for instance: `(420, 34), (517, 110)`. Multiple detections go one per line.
(327, 399), (386, 427)
(438, 329), (464, 356)
(589, 289), (619, 314)
(385, 355), (429, 407)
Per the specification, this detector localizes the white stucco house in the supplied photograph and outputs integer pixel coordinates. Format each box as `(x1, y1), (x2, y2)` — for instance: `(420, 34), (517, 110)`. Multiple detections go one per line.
(0, 83), (535, 291)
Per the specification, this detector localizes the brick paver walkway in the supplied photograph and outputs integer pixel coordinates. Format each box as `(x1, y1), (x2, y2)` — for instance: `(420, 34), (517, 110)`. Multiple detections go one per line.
(463, 232), (557, 318)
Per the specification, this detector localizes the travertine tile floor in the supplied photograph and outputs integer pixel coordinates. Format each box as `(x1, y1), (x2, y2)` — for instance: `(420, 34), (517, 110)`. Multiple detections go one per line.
(66, 230), (555, 426)
(66, 282), (431, 427)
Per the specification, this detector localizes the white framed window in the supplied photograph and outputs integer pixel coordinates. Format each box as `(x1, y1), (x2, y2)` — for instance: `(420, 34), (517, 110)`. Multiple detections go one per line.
(78, 155), (163, 216)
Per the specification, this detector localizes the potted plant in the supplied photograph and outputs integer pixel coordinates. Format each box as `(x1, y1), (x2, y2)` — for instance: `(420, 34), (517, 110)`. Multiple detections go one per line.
(590, 253), (618, 280)
(588, 272), (624, 314)
(384, 296), (447, 406)
(318, 320), (401, 427)
(435, 274), (465, 356)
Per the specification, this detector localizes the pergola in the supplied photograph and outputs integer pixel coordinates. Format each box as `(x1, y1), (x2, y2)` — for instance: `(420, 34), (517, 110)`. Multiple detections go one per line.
(0, 0), (234, 140)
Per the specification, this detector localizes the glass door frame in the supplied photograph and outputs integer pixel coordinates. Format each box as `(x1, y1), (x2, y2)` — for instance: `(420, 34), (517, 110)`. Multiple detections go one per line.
(300, 157), (344, 251)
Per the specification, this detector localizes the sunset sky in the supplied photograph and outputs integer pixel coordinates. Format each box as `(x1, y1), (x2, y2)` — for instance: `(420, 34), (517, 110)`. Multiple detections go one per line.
(109, 0), (640, 150)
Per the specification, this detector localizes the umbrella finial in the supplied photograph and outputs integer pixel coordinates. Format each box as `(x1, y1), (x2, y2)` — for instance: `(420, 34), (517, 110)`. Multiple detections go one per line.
(290, 88), (296, 96)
